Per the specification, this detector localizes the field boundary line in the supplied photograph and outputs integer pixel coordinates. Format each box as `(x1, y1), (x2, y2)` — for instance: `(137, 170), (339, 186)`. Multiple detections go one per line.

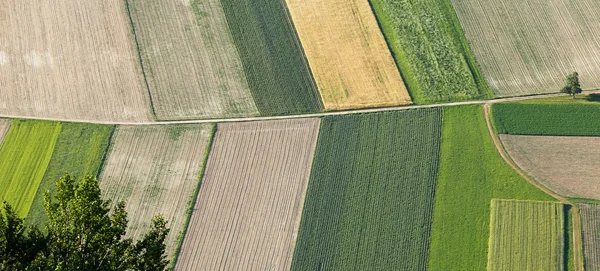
(483, 103), (584, 271)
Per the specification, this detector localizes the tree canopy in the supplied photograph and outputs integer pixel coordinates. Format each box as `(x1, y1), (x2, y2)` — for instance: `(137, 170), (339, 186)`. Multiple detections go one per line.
(0, 174), (169, 271)
(560, 72), (582, 97)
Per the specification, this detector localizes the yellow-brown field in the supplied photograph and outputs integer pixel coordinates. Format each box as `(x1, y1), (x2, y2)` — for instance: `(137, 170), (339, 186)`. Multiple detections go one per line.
(285, 0), (412, 110)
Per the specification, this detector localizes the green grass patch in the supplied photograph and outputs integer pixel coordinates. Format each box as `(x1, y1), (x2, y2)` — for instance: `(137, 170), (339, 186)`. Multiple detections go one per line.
(291, 108), (442, 270)
(26, 123), (114, 226)
(218, 0), (322, 115)
(369, 0), (492, 103)
(491, 100), (600, 136)
(487, 199), (564, 271)
(428, 105), (556, 270)
(0, 120), (61, 218)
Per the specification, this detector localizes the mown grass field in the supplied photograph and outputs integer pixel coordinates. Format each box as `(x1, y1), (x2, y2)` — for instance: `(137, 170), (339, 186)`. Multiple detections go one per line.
(487, 200), (564, 271)
(220, 0), (323, 115)
(0, 120), (61, 217)
(26, 123), (114, 226)
(492, 101), (600, 136)
(291, 109), (442, 270)
(428, 105), (556, 270)
(451, 0), (600, 97)
(370, 0), (491, 103)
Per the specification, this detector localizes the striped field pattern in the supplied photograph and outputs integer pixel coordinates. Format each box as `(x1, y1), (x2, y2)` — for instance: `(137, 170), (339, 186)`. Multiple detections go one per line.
(579, 203), (600, 271)
(0, 119), (10, 142)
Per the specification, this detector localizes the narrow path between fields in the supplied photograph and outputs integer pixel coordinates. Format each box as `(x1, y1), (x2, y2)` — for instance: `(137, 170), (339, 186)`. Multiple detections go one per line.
(483, 103), (584, 271)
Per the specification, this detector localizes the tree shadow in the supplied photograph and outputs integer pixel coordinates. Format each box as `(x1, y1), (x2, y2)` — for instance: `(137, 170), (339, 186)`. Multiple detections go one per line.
(584, 93), (600, 102)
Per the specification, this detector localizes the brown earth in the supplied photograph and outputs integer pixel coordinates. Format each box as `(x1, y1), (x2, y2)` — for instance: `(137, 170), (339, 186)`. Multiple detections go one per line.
(285, 0), (411, 110)
(0, 119), (10, 143)
(0, 0), (153, 121)
(99, 124), (213, 261)
(174, 118), (320, 270)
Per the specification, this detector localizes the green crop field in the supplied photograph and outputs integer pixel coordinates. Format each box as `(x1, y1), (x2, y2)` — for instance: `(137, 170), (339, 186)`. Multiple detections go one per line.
(428, 105), (556, 270)
(487, 199), (564, 271)
(370, 0), (491, 103)
(26, 123), (114, 226)
(492, 100), (600, 136)
(291, 108), (442, 270)
(220, 0), (322, 115)
(0, 120), (61, 218)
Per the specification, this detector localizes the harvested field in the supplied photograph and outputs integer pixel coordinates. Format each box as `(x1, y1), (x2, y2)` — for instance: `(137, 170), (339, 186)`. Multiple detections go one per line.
(428, 105), (555, 270)
(127, 0), (258, 120)
(0, 120), (60, 217)
(451, 0), (600, 96)
(27, 123), (114, 226)
(285, 0), (411, 110)
(487, 199), (564, 271)
(0, 0), (152, 121)
(99, 125), (213, 261)
(0, 119), (10, 141)
(579, 203), (600, 271)
(175, 119), (320, 270)
(500, 134), (600, 200)
(291, 109), (442, 270)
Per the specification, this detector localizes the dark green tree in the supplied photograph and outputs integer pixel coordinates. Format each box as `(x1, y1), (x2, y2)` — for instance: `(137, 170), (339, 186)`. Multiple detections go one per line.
(0, 202), (46, 270)
(560, 72), (582, 98)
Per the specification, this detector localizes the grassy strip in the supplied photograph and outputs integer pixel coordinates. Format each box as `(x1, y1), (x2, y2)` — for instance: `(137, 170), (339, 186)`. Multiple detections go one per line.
(26, 123), (114, 226)
(217, 0), (322, 115)
(492, 101), (600, 136)
(0, 120), (61, 218)
(169, 124), (216, 270)
(292, 109), (442, 270)
(369, 0), (491, 104)
(428, 105), (556, 270)
(487, 199), (564, 271)
(566, 206), (574, 271)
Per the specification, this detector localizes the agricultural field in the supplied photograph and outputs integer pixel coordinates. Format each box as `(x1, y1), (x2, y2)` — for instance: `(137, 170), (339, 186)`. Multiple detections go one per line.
(175, 119), (319, 270)
(428, 105), (555, 270)
(220, 0), (323, 115)
(0, 119), (10, 142)
(98, 125), (213, 262)
(127, 0), (259, 120)
(0, 0), (153, 121)
(0, 120), (61, 217)
(487, 199), (564, 271)
(579, 203), (600, 271)
(292, 109), (442, 270)
(285, 0), (412, 110)
(370, 0), (491, 103)
(26, 123), (114, 226)
(451, 0), (600, 96)
(492, 101), (600, 136)
(500, 134), (600, 200)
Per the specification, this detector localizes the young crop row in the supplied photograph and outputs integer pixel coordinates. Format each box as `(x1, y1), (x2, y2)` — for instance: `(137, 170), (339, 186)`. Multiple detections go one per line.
(580, 203), (600, 271)
(487, 199), (564, 271)
(370, 0), (491, 103)
(291, 109), (442, 270)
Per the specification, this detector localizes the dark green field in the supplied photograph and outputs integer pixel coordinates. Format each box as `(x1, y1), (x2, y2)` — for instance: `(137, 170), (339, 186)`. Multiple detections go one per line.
(427, 105), (555, 270)
(291, 108), (442, 270)
(492, 102), (600, 136)
(370, 0), (491, 103)
(220, 0), (322, 115)
(26, 123), (114, 225)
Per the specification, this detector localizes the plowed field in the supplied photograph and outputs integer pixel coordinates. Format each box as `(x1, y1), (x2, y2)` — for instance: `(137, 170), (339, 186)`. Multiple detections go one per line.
(175, 119), (320, 270)
(99, 125), (213, 261)
(579, 203), (600, 271)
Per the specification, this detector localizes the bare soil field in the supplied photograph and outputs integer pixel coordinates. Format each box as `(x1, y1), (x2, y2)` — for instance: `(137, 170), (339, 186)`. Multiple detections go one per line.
(175, 119), (320, 270)
(579, 203), (600, 271)
(500, 134), (600, 200)
(0, 0), (153, 121)
(0, 120), (10, 142)
(451, 0), (600, 96)
(284, 0), (411, 110)
(99, 124), (213, 260)
(127, 0), (259, 120)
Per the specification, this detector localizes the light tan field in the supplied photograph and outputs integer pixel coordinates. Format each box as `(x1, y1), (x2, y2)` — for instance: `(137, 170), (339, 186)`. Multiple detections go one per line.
(99, 124), (213, 261)
(500, 134), (600, 199)
(0, 0), (153, 122)
(579, 203), (600, 271)
(451, 0), (600, 96)
(0, 120), (10, 143)
(285, 0), (411, 110)
(127, 0), (259, 120)
(175, 119), (320, 270)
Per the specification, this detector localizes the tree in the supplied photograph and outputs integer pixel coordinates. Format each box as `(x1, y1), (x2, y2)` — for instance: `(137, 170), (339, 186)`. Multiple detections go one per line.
(0, 174), (169, 270)
(0, 202), (46, 270)
(560, 72), (582, 98)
